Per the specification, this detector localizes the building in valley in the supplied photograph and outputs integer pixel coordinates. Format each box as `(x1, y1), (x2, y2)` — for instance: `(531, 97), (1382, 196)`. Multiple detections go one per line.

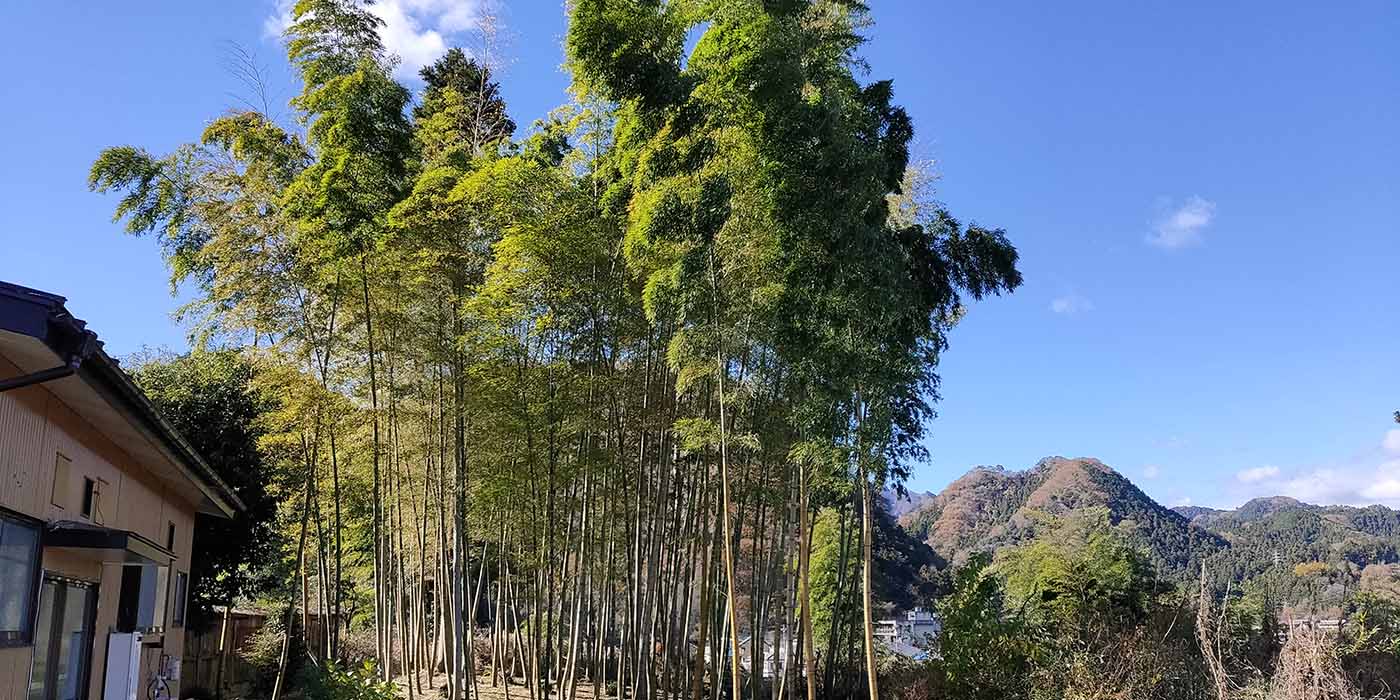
(0, 281), (242, 700)
(874, 607), (941, 660)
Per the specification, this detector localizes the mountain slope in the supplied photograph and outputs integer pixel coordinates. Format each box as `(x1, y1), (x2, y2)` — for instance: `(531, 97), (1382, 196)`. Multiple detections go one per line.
(894, 456), (1400, 603)
(1176, 498), (1400, 598)
(899, 456), (1226, 579)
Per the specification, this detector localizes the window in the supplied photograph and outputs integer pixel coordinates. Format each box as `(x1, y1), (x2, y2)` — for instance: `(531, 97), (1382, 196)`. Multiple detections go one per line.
(116, 564), (168, 634)
(50, 453), (70, 509)
(0, 511), (42, 646)
(171, 572), (188, 628)
(166, 522), (175, 552)
(80, 478), (94, 519)
(27, 577), (96, 700)
(79, 478), (105, 524)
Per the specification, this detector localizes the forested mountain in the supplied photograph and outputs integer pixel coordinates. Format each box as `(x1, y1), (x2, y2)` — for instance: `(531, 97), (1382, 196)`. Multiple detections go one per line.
(895, 456), (1400, 602)
(883, 488), (936, 518)
(1177, 497), (1400, 603)
(897, 456), (1226, 579)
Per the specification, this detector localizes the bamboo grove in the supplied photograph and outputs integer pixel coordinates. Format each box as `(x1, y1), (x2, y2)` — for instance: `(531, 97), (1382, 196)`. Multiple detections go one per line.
(88, 1), (1021, 698)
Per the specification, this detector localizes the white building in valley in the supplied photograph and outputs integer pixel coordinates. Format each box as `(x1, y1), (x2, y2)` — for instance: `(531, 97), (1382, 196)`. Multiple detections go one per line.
(874, 607), (940, 659)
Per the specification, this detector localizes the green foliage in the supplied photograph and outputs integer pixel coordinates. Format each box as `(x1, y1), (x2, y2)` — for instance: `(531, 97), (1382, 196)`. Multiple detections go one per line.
(88, 144), (205, 288)
(283, 0), (412, 258)
(808, 507), (857, 648)
(996, 508), (1161, 631)
(1195, 499), (1400, 608)
(303, 661), (397, 700)
(129, 350), (282, 624)
(239, 612), (304, 698)
(1342, 591), (1400, 657)
(565, 0), (686, 109)
(983, 509), (1215, 699)
(1223, 576), (1285, 676)
(1340, 591), (1400, 695)
(416, 48), (515, 151)
(95, 2), (1027, 697)
(569, 0), (1021, 506)
(932, 553), (1037, 700)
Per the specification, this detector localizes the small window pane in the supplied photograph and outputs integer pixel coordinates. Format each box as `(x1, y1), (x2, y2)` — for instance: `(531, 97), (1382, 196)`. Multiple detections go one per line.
(0, 516), (41, 644)
(132, 565), (169, 632)
(172, 572), (187, 627)
(26, 582), (57, 699)
(80, 480), (94, 519)
(51, 454), (70, 508)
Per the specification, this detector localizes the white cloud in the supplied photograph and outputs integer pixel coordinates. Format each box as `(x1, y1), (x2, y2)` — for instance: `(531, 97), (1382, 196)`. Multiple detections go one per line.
(265, 0), (484, 79)
(1171, 496), (1193, 508)
(1049, 294), (1093, 315)
(1147, 196), (1216, 250)
(1142, 464), (1160, 480)
(264, 1), (293, 38)
(1276, 469), (1355, 504)
(1236, 465), (1280, 484)
(1362, 475), (1400, 501)
(1230, 447), (1400, 508)
(1384, 429), (1400, 453)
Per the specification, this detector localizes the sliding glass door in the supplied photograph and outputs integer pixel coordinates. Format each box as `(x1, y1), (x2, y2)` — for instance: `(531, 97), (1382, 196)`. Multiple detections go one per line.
(27, 577), (97, 700)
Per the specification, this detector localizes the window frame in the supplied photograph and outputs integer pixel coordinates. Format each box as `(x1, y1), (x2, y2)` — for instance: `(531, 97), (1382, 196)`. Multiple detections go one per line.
(28, 575), (98, 700)
(80, 478), (95, 519)
(50, 453), (71, 509)
(0, 508), (43, 648)
(171, 571), (188, 628)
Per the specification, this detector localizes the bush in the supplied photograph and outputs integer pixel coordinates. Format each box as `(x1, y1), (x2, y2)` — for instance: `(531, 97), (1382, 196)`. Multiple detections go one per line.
(304, 661), (397, 700)
(1340, 591), (1400, 695)
(339, 626), (380, 667)
(930, 553), (1037, 700)
(238, 613), (304, 698)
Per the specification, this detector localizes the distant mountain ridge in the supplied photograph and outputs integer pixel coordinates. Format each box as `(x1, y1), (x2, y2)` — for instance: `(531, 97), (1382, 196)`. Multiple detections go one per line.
(1174, 496), (1400, 596)
(896, 456), (1226, 579)
(883, 487), (936, 518)
(893, 456), (1400, 595)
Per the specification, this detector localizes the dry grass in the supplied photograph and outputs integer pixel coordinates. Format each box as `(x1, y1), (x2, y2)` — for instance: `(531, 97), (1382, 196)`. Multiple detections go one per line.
(1265, 624), (1361, 700)
(1198, 564), (1369, 700)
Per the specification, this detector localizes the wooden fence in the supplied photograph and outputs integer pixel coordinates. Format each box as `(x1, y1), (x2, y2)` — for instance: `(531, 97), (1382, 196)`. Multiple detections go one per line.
(180, 609), (267, 699)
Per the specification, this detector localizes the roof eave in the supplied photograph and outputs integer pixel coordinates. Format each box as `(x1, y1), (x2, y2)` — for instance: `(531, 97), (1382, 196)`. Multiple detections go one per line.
(0, 280), (245, 517)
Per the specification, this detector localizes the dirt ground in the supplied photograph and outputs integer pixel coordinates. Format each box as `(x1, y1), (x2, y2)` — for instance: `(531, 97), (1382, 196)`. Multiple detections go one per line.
(392, 674), (624, 700)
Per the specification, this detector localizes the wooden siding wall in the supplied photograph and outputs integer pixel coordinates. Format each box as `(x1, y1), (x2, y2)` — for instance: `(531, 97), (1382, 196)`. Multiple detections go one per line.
(0, 355), (200, 700)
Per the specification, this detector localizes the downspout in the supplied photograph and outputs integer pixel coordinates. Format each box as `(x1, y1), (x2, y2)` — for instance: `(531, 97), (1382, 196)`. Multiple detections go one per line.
(0, 322), (98, 393)
(0, 352), (85, 392)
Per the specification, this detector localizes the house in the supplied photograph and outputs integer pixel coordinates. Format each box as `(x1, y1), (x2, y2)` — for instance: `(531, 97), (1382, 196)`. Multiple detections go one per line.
(733, 630), (795, 679)
(874, 607), (940, 659)
(0, 281), (243, 700)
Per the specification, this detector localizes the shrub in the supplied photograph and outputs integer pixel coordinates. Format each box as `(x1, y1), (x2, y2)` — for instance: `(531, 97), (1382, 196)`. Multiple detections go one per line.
(238, 613), (304, 698)
(304, 661), (397, 700)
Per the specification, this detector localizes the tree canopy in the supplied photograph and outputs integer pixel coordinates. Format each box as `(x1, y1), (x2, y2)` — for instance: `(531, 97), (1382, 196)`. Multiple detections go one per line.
(92, 2), (1022, 699)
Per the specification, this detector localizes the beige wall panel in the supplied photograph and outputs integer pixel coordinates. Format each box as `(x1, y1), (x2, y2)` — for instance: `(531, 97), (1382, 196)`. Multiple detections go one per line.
(39, 549), (101, 583)
(40, 395), (129, 529)
(0, 359), (50, 516)
(115, 472), (162, 546)
(0, 645), (35, 700)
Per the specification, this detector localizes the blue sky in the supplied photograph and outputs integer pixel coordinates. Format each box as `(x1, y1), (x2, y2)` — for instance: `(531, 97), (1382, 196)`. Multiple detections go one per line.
(1, 1), (1396, 509)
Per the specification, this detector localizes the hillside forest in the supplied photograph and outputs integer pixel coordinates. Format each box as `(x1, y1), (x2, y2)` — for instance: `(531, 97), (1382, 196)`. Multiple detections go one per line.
(87, 1), (1399, 699)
